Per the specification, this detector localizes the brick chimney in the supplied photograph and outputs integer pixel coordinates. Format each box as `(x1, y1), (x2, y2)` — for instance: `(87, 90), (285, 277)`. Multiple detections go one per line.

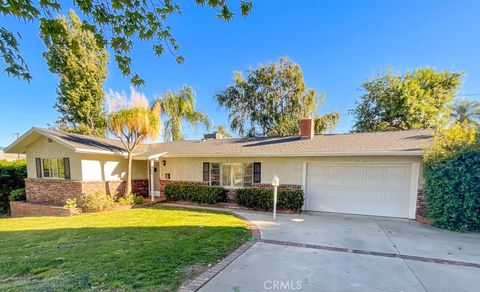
(300, 118), (314, 139)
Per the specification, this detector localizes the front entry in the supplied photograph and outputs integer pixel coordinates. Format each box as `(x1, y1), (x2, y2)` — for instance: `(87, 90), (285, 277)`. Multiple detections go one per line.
(153, 161), (160, 196)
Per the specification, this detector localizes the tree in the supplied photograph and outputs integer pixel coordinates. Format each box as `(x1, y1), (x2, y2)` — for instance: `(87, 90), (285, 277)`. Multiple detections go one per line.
(449, 99), (480, 128)
(215, 125), (232, 138)
(216, 57), (339, 137)
(41, 10), (108, 137)
(315, 112), (340, 134)
(154, 86), (211, 141)
(107, 88), (160, 195)
(350, 68), (463, 132)
(1, 1), (253, 85)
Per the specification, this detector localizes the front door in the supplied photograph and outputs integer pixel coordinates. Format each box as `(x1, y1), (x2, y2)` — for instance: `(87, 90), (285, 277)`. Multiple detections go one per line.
(153, 161), (160, 196)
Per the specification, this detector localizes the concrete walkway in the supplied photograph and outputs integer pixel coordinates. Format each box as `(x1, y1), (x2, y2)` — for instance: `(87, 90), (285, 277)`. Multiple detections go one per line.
(200, 210), (480, 292)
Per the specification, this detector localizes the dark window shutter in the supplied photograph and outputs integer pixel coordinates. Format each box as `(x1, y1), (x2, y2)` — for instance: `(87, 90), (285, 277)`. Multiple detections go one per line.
(202, 162), (210, 182)
(63, 158), (71, 180)
(253, 162), (261, 183)
(35, 158), (42, 178)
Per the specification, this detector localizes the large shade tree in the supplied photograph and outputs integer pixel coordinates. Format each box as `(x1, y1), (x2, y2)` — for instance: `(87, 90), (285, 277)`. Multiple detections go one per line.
(154, 86), (211, 141)
(41, 10), (108, 137)
(216, 57), (339, 137)
(107, 88), (160, 195)
(350, 68), (463, 132)
(1, 0), (253, 85)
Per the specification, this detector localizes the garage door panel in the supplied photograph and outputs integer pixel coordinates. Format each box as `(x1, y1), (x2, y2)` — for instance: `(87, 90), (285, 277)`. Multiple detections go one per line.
(306, 163), (413, 218)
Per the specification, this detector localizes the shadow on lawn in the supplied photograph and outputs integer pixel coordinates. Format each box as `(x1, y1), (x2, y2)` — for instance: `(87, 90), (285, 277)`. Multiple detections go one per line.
(0, 225), (250, 291)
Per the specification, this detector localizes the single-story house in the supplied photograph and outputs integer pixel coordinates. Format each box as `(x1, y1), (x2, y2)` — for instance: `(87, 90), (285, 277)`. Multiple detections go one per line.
(5, 118), (432, 219)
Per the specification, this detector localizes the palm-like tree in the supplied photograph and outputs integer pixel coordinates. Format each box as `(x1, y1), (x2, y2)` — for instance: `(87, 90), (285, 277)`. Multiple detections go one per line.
(450, 99), (480, 128)
(107, 89), (161, 195)
(154, 86), (211, 141)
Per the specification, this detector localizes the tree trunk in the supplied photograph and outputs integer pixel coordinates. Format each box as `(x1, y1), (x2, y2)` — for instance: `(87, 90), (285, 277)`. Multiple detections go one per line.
(126, 151), (133, 195)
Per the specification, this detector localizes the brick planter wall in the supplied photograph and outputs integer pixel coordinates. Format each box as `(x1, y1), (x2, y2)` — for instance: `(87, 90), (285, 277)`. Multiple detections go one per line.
(415, 189), (432, 224)
(25, 178), (149, 206)
(10, 201), (81, 217)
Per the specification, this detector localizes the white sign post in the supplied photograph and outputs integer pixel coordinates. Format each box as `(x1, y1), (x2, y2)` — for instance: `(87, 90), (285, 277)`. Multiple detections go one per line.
(272, 175), (280, 220)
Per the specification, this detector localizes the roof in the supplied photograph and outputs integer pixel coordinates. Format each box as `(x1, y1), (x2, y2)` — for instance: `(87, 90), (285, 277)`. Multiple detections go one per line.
(5, 127), (432, 158)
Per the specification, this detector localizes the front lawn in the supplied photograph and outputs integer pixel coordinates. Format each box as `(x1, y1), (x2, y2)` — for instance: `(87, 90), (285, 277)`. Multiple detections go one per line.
(0, 206), (250, 291)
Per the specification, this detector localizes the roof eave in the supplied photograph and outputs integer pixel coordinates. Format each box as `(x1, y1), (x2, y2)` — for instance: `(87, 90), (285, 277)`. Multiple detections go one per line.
(161, 150), (424, 158)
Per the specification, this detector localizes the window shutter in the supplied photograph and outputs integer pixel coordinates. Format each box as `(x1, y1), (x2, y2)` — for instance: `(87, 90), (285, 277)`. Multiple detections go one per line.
(253, 162), (261, 183)
(210, 163), (220, 186)
(203, 162), (210, 182)
(35, 158), (42, 178)
(63, 158), (71, 180)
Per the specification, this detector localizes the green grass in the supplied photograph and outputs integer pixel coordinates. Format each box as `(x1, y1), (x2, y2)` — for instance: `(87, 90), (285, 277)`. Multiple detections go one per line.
(0, 206), (250, 291)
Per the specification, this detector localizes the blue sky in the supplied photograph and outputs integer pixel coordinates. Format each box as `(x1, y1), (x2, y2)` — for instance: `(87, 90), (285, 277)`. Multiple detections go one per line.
(1, 0), (480, 146)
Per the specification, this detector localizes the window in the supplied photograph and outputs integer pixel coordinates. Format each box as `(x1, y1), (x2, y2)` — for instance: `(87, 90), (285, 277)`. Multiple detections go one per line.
(206, 163), (255, 188)
(42, 158), (65, 179)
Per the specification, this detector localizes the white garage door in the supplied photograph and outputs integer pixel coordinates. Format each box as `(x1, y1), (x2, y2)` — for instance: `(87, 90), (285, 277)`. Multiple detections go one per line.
(305, 163), (415, 218)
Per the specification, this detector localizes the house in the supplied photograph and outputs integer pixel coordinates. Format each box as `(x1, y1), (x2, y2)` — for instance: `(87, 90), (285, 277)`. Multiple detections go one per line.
(4, 118), (432, 219)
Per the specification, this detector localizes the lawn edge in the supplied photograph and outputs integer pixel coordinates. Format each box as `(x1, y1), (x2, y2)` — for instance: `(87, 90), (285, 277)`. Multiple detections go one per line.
(163, 203), (261, 292)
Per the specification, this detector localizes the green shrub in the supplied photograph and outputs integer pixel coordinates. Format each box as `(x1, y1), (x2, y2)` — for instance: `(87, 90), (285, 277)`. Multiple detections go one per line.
(235, 188), (304, 211)
(165, 184), (227, 204)
(64, 198), (78, 209)
(8, 188), (26, 202)
(117, 193), (135, 206)
(134, 195), (145, 205)
(423, 124), (480, 231)
(0, 160), (27, 213)
(424, 149), (480, 231)
(80, 192), (115, 212)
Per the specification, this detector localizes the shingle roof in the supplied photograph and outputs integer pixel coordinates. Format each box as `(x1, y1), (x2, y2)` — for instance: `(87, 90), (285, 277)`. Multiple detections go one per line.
(144, 129), (432, 157)
(6, 127), (432, 157)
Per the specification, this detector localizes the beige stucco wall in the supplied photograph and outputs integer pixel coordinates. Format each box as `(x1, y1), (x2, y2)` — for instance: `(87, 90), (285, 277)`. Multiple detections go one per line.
(80, 154), (148, 181)
(25, 136), (82, 180)
(159, 156), (424, 186)
(25, 136), (148, 181)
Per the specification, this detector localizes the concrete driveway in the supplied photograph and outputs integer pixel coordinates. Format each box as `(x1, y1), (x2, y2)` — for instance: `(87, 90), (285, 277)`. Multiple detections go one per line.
(200, 211), (480, 292)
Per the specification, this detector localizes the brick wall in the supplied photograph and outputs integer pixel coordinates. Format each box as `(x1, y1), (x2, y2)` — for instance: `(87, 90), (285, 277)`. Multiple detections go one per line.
(25, 178), (83, 206)
(10, 201), (81, 217)
(25, 178), (149, 206)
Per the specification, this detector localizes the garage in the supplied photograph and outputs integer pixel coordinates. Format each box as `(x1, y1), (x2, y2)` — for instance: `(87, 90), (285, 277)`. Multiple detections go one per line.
(305, 163), (418, 218)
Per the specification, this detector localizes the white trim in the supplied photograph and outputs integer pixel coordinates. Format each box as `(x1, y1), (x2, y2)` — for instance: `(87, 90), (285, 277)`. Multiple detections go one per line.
(301, 162), (307, 211)
(409, 162), (421, 219)
(162, 151), (424, 158)
(147, 152), (168, 160)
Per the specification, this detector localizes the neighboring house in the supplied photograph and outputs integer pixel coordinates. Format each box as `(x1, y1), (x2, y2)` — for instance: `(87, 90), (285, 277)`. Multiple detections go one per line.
(0, 147), (25, 161)
(5, 119), (432, 219)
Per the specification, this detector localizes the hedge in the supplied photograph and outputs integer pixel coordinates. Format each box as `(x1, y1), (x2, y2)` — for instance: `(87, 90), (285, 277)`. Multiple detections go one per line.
(424, 149), (480, 231)
(235, 188), (304, 211)
(164, 184), (227, 204)
(0, 160), (27, 213)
